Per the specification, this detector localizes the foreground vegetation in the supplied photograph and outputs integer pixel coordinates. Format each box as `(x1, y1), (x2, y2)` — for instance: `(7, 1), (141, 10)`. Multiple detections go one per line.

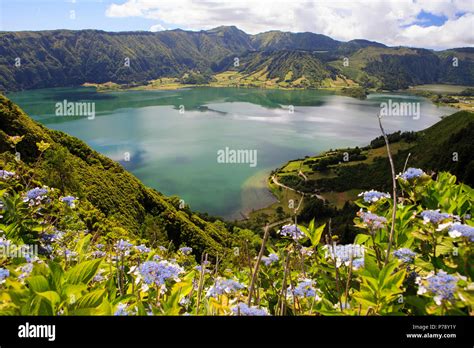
(0, 153), (472, 315)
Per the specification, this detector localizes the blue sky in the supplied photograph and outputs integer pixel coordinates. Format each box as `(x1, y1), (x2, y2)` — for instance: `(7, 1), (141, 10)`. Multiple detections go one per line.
(0, 0), (169, 32)
(0, 0), (472, 49)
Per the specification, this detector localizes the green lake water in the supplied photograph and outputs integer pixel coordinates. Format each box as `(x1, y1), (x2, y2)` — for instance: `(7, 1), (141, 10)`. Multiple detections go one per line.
(7, 87), (455, 219)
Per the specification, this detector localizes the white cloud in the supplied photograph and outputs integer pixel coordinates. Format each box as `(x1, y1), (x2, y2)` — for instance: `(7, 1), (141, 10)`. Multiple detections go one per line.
(149, 23), (165, 32)
(105, 0), (474, 49)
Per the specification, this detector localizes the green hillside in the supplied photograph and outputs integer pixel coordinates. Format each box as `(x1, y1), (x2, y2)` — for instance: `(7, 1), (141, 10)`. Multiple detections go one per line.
(274, 110), (474, 199)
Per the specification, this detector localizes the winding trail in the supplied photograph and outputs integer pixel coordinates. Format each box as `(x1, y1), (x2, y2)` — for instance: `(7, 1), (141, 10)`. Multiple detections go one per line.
(271, 174), (326, 201)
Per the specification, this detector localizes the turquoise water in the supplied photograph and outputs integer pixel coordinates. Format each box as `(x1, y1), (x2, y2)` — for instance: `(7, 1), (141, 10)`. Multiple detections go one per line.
(7, 87), (455, 219)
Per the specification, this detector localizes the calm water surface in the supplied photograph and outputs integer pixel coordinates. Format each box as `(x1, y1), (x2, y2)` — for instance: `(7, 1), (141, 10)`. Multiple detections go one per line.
(7, 87), (455, 219)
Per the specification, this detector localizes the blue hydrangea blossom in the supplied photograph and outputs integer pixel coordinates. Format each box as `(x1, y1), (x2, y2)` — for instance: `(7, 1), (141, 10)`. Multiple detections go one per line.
(232, 303), (268, 316)
(448, 224), (474, 242)
(398, 167), (425, 180)
(358, 211), (387, 229)
(393, 248), (417, 263)
(279, 224), (305, 241)
(358, 190), (390, 203)
(206, 278), (245, 298)
(262, 253), (279, 266)
(416, 270), (459, 305)
(0, 268), (9, 284)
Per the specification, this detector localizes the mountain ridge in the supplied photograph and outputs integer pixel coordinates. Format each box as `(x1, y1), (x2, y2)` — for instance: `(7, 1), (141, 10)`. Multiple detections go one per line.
(0, 26), (473, 91)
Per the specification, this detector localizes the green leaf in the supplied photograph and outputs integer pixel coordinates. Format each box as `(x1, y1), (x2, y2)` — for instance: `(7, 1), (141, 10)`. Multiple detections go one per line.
(378, 260), (398, 288)
(27, 276), (50, 292)
(65, 259), (102, 285)
(74, 289), (106, 309)
(36, 291), (60, 306)
(363, 253), (380, 278)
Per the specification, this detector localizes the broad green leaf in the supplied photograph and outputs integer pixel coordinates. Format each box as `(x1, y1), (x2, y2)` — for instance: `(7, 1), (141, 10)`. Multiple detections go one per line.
(27, 275), (50, 292)
(65, 259), (102, 285)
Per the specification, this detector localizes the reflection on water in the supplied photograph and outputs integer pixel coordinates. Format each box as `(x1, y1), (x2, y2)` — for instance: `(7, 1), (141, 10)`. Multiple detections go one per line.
(7, 87), (456, 219)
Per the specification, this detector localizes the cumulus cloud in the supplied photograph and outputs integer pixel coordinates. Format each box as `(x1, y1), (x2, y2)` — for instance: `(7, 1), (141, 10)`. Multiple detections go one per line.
(149, 23), (165, 32)
(105, 0), (474, 49)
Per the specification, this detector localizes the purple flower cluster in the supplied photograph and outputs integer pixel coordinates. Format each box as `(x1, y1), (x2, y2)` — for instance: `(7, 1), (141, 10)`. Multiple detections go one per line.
(420, 210), (453, 224)
(393, 248), (417, 263)
(448, 224), (474, 242)
(0, 267), (9, 284)
(115, 239), (133, 255)
(358, 190), (390, 203)
(0, 170), (15, 180)
(358, 211), (387, 229)
(61, 196), (77, 208)
(262, 253), (279, 266)
(178, 247), (193, 255)
(279, 224), (305, 241)
(232, 303), (268, 316)
(135, 244), (151, 254)
(398, 167), (425, 180)
(206, 278), (245, 298)
(139, 260), (183, 286)
(291, 279), (319, 298)
(417, 270), (458, 305)
(114, 303), (129, 316)
(24, 187), (48, 203)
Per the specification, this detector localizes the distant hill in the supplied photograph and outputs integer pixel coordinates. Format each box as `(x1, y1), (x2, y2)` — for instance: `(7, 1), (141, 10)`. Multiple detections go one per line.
(0, 26), (473, 91)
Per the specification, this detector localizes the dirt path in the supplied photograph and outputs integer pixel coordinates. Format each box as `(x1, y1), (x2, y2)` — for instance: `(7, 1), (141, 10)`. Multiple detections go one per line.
(271, 175), (325, 201)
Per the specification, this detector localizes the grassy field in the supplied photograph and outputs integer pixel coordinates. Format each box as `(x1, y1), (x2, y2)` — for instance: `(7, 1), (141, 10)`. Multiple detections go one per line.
(409, 84), (471, 94)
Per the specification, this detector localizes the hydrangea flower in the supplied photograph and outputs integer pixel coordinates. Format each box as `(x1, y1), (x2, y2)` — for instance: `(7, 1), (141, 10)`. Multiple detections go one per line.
(92, 269), (106, 283)
(232, 303), (268, 316)
(0, 170), (15, 180)
(114, 303), (130, 316)
(178, 247), (192, 255)
(17, 263), (33, 280)
(61, 196), (77, 208)
(448, 223), (474, 242)
(325, 244), (365, 268)
(0, 268), (9, 284)
(279, 224), (305, 241)
(291, 279), (320, 299)
(115, 239), (133, 255)
(194, 265), (211, 273)
(135, 244), (151, 254)
(138, 260), (184, 287)
(0, 236), (11, 249)
(358, 190), (390, 203)
(262, 253), (279, 266)
(63, 249), (78, 260)
(92, 250), (106, 258)
(393, 248), (417, 263)
(420, 210), (453, 224)
(206, 278), (245, 298)
(25, 187), (48, 201)
(351, 258), (364, 270)
(416, 270), (459, 305)
(398, 167), (425, 180)
(358, 211), (387, 229)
